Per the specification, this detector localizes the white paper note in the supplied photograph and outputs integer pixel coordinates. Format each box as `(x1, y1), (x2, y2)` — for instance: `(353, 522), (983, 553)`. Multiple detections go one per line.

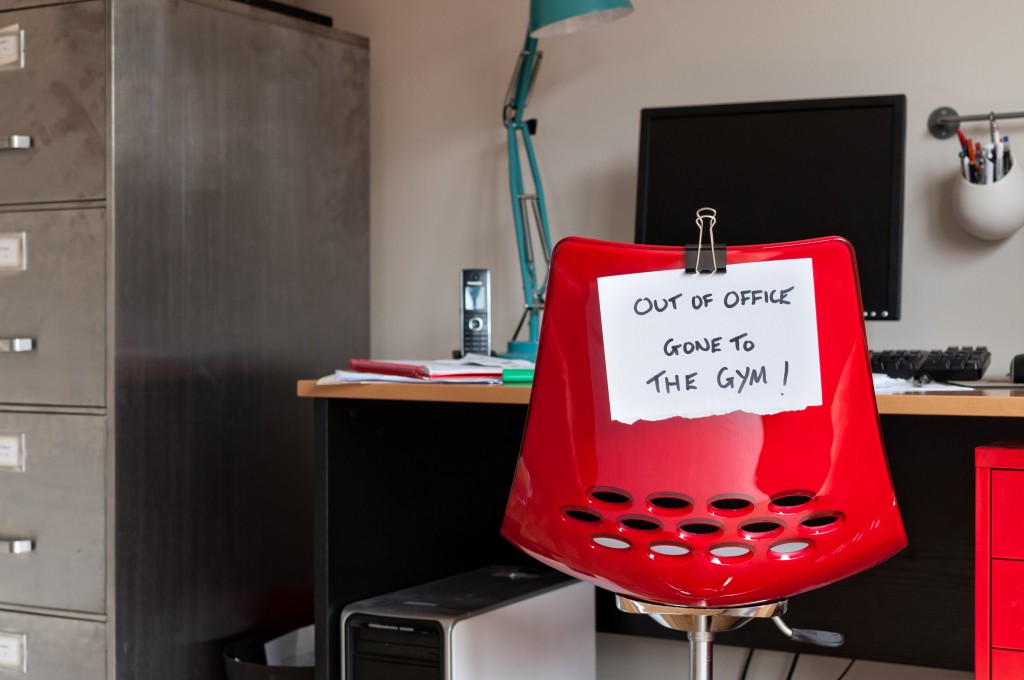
(597, 259), (822, 423)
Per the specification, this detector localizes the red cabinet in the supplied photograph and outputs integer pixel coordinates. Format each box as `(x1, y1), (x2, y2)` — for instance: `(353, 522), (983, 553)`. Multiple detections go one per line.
(992, 650), (1024, 677)
(977, 441), (1024, 678)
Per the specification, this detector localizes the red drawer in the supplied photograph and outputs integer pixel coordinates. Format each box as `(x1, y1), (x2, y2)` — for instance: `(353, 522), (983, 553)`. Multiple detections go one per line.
(992, 648), (1024, 677)
(993, 471), (1024, 560)
(992, 559), (1024, 651)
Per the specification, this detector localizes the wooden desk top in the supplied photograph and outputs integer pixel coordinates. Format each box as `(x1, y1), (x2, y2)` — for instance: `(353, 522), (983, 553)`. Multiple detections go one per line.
(297, 380), (532, 405)
(298, 380), (1024, 417)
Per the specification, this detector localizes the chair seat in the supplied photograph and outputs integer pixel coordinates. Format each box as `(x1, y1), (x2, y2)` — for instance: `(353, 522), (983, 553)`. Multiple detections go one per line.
(501, 236), (907, 608)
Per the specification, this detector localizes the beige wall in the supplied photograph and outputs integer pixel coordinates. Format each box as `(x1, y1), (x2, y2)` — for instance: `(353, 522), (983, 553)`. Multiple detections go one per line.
(309, 0), (1024, 369)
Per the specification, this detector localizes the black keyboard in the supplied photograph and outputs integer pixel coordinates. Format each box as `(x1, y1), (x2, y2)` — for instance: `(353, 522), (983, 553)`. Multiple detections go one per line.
(870, 346), (991, 382)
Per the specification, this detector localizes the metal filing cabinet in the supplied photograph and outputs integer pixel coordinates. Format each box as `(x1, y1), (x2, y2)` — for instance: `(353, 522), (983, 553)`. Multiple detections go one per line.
(0, 1), (369, 678)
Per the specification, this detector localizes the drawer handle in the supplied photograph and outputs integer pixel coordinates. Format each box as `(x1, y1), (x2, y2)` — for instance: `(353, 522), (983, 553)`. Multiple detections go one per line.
(0, 135), (31, 150)
(0, 539), (32, 554)
(0, 337), (33, 352)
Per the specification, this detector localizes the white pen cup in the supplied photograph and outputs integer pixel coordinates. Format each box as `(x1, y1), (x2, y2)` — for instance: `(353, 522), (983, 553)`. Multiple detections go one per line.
(952, 161), (1024, 240)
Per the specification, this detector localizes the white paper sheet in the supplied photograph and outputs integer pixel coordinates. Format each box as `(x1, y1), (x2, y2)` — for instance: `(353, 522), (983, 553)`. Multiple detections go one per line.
(597, 259), (822, 423)
(873, 374), (974, 393)
(264, 624), (314, 667)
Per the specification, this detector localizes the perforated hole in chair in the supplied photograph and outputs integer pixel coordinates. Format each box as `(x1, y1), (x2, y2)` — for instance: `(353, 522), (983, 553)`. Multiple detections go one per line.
(592, 534), (631, 550)
(769, 491), (815, 513)
(588, 487), (632, 505)
(647, 493), (693, 513)
(678, 521), (723, 539)
(708, 543), (754, 565)
(799, 512), (843, 534)
(768, 538), (814, 560)
(649, 542), (691, 557)
(708, 495), (755, 517)
(739, 520), (785, 540)
(562, 506), (602, 523)
(619, 516), (662, 531)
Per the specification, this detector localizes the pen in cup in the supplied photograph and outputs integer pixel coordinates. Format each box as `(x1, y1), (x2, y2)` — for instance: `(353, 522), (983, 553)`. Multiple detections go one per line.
(995, 138), (1005, 181)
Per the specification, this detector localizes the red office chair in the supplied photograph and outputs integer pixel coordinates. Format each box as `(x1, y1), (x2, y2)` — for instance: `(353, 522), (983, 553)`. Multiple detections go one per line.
(501, 234), (907, 679)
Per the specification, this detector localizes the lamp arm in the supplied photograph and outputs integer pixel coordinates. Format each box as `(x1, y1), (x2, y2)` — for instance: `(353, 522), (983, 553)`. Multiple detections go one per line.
(504, 33), (554, 354)
(504, 34), (540, 126)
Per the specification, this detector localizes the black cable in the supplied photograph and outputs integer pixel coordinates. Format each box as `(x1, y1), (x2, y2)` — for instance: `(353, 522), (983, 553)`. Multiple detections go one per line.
(835, 658), (856, 680)
(739, 647), (756, 680)
(784, 652), (802, 680)
(742, 648), (854, 680)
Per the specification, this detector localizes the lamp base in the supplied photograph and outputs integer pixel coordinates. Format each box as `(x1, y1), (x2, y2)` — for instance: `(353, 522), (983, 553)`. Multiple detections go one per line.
(501, 340), (537, 363)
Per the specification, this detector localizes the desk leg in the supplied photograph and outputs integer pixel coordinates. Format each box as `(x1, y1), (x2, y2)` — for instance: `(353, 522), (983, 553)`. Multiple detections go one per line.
(314, 397), (334, 680)
(313, 397), (531, 680)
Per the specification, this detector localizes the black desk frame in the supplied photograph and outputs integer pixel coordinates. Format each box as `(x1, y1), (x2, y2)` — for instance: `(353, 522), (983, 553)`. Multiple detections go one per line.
(307, 384), (1024, 679)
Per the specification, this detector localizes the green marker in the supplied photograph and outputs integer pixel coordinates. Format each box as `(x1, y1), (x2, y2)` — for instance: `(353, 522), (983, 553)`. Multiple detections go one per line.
(502, 368), (535, 384)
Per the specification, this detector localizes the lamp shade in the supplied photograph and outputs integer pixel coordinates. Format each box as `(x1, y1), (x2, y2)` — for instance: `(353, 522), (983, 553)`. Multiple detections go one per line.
(530, 0), (633, 39)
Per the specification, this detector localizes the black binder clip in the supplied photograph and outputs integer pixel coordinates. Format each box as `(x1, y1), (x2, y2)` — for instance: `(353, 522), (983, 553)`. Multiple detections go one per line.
(685, 207), (726, 274)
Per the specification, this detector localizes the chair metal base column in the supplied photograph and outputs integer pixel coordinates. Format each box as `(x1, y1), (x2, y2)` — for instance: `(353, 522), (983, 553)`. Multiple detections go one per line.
(688, 615), (713, 680)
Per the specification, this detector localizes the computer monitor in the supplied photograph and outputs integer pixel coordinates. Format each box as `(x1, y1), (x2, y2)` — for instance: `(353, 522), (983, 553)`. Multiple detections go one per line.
(634, 95), (906, 320)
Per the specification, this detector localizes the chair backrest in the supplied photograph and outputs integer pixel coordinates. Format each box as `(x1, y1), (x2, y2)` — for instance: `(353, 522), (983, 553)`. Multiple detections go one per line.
(501, 236), (906, 608)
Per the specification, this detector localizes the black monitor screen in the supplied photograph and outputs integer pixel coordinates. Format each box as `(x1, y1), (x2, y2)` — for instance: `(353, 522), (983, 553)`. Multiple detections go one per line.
(634, 95), (906, 320)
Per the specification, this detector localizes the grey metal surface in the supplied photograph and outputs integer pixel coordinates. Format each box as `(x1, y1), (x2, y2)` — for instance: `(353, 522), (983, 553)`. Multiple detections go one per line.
(0, 208), (106, 407)
(689, 617), (714, 680)
(0, 609), (105, 678)
(616, 595), (785, 634)
(0, 0), (82, 10)
(110, 0), (369, 678)
(0, 411), (105, 613)
(0, 1), (105, 204)
(0, 0), (368, 676)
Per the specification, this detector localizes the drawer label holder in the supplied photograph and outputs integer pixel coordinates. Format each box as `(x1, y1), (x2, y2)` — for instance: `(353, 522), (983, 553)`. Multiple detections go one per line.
(0, 233), (25, 271)
(0, 631), (26, 672)
(0, 433), (25, 472)
(0, 24), (24, 71)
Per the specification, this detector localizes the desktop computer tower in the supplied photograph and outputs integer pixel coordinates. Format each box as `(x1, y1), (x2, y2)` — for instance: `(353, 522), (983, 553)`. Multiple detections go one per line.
(341, 565), (595, 680)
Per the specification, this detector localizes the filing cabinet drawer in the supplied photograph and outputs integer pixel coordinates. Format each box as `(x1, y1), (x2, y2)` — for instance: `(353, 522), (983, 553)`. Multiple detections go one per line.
(0, 1), (104, 204)
(0, 609), (104, 678)
(0, 208), (105, 407)
(0, 0), (82, 10)
(993, 649), (1024, 676)
(0, 411), (104, 613)
(992, 470), (1024, 560)
(992, 559), (1024, 652)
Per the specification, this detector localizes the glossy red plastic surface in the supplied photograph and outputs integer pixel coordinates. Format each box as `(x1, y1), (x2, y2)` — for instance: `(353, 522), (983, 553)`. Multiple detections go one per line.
(976, 440), (1024, 679)
(501, 236), (907, 608)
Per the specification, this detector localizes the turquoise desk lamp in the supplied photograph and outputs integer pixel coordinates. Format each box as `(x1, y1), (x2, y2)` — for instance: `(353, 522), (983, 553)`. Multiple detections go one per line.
(502, 0), (633, 361)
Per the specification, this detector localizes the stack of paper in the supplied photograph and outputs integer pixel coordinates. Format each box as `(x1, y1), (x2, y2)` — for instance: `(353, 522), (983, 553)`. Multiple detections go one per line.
(319, 354), (534, 385)
(871, 373), (972, 394)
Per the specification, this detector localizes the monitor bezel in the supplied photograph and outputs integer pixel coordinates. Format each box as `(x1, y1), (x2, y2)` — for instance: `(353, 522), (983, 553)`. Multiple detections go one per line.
(633, 94), (906, 321)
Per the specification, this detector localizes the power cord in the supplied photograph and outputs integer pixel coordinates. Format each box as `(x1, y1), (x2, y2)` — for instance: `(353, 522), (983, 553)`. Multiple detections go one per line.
(835, 658), (856, 679)
(741, 648), (855, 680)
(789, 654), (857, 680)
(739, 647), (755, 680)
(784, 652), (801, 680)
